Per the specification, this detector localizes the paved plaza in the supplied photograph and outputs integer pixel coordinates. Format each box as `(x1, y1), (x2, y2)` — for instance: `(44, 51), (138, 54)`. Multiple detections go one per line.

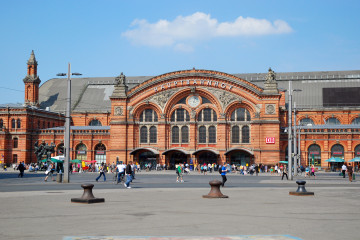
(0, 170), (359, 240)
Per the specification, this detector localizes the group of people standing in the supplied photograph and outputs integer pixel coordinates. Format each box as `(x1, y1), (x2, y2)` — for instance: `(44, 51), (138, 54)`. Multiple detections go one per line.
(94, 161), (135, 189)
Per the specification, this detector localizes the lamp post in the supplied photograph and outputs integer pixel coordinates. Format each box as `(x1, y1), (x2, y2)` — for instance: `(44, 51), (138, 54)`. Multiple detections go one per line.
(292, 89), (301, 175)
(57, 63), (82, 183)
(287, 81), (301, 180)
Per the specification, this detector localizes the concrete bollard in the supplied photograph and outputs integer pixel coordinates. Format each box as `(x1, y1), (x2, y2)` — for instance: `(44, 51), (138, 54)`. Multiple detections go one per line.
(203, 179), (228, 198)
(289, 180), (314, 196)
(71, 184), (105, 204)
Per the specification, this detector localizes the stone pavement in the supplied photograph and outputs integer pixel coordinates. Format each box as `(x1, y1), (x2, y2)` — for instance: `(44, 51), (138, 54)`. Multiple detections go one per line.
(0, 173), (359, 240)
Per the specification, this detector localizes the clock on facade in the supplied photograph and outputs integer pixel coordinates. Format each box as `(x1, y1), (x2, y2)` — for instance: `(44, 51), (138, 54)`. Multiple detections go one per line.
(188, 95), (201, 108)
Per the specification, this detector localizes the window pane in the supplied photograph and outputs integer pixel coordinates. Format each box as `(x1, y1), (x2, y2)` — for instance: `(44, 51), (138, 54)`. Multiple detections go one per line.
(0, 119), (3, 128)
(186, 111), (190, 121)
(140, 112), (144, 122)
(300, 118), (314, 126)
(208, 126), (216, 143)
(199, 126), (206, 143)
(149, 126), (157, 143)
(231, 111), (235, 121)
(140, 126), (148, 143)
(171, 112), (175, 122)
(326, 117), (340, 125)
(11, 119), (15, 128)
(232, 126), (240, 143)
(203, 109), (211, 121)
(13, 138), (18, 148)
(172, 126), (179, 143)
(17, 119), (21, 129)
(181, 126), (189, 143)
(145, 109), (153, 122)
(242, 126), (250, 143)
(154, 112), (158, 122)
(198, 112), (202, 121)
(352, 118), (360, 125)
(246, 110), (251, 121)
(237, 108), (245, 121)
(213, 110), (217, 121)
(89, 120), (102, 126)
(177, 109), (184, 122)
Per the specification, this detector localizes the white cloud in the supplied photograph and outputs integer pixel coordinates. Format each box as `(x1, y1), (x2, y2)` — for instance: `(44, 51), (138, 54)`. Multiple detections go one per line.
(122, 12), (293, 51)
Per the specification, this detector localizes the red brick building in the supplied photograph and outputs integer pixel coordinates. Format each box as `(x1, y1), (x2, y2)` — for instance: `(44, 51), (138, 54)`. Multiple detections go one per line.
(1, 51), (360, 170)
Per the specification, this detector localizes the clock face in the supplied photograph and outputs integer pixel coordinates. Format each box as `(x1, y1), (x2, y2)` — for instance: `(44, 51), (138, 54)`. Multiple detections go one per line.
(188, 96), (200, 108)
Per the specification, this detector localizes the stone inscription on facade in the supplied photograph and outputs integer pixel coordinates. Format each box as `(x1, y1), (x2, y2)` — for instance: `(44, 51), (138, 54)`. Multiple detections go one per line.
(153, 79), (233, 92)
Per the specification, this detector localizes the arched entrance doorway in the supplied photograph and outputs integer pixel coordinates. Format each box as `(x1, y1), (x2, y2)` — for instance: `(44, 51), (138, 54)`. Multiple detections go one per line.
(225, 148), (254, 167)
(308, 144), (321, 167)
(192, 149), (219, 166)
(331, 144), (344, 171)
(162, 149), (190, 170)
(130, 148), (159, 171)
(94, 143), (106, 164)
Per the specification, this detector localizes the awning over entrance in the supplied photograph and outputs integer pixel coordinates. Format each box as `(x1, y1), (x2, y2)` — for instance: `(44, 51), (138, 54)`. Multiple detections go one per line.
(192, 148), (219, 155)
(162, 148), (190, 155)
(325, 157), (344, 162)
(129, 147), (159, 155)
(224, 147), (254, 156)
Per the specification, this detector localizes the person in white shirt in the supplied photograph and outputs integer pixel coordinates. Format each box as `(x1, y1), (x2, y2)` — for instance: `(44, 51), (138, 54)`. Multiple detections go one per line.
(341, 163), (347, 178)
(116, 163), (126, 184)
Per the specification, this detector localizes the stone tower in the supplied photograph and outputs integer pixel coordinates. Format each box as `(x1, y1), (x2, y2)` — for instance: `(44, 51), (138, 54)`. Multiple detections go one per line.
(23, 50), (41, 107)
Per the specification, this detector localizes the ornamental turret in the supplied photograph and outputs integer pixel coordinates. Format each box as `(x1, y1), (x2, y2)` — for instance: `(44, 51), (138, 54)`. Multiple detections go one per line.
(23, 50), (41, 107)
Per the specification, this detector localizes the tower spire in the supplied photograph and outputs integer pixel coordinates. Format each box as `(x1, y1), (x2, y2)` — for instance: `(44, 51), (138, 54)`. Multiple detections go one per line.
(23, 50), (41, 107)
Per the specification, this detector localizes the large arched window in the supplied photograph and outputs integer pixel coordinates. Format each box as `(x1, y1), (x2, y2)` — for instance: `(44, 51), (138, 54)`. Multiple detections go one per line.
(140, 126), (148, 143)
(208, 126), (216, 143)
(181, 126), (189, 143)
(326, 117), (341, 125)
(89, 119), (102, 126)
(172, 126), (179, 143)
(331, 144), (344, 157)
(300, 118), (314, 126)
(171, 109), (190, 122)
(198, 108), (217, 122)
(13, 137), (18, 148)
(351, 118), (360, 125)
(17, 119), (21, 129)
(355, 145), (360, 157)
(199, 126), (207, 143)
(149, 126), (157, 143)
(140, 109), (158, 122)
(242, 126), (250, 143)
(230, 108), (251, 121)
(232, 126), (240, 143)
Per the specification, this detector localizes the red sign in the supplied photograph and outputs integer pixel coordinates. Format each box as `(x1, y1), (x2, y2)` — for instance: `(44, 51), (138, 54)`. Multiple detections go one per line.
(265, 137), (275, 144)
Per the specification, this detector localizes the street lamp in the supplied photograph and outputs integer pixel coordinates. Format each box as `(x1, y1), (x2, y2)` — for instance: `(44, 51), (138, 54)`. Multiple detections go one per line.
(287, 81), (302, 180)
(292, 90), (302, 176)
(57, 63), (82, 183)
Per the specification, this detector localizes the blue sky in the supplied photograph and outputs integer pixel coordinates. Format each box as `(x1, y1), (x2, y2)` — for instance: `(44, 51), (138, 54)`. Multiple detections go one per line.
(1, 0), (360, 104)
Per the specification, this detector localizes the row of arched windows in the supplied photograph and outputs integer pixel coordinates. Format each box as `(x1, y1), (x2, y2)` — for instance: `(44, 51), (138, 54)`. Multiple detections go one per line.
(299, 117), (360, 125)
(138, 108), (251, 144)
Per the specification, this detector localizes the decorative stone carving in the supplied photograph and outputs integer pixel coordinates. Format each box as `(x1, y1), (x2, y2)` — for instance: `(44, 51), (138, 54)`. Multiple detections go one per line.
(161, 113), (166, 119)
(255, 112), (260, 118)
(114, 106), (124, 116)
(207, 88), (239, 108)
(220, 113), (226, 118)
(265, 104), (276, 115)
(149, 90), (176, 109)
(191, 110), (196, 119)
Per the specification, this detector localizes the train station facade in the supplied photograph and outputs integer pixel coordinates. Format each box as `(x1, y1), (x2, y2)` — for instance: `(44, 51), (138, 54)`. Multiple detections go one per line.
(1, 51), (360, 169)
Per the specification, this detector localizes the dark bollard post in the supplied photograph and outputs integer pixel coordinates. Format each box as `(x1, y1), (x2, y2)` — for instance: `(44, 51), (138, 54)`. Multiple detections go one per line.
(71, 183), (105, 204)
(203, 179), (228, 198)
(289, 180), (314, 196)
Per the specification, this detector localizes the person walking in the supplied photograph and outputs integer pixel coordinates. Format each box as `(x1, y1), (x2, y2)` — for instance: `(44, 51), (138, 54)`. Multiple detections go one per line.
(281, 165), (288, 180)
(176, 164), (184, 182)
(17, 162), (25, 178)
(347, 163), (353, 182)
(116, 162), (126, 184)
(95, 163), (106, 182)
(44, 163), (55, 181)
(124, 161), (133, 189)
(341, 163), (347, 178)
(221, 162), (227, 187)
